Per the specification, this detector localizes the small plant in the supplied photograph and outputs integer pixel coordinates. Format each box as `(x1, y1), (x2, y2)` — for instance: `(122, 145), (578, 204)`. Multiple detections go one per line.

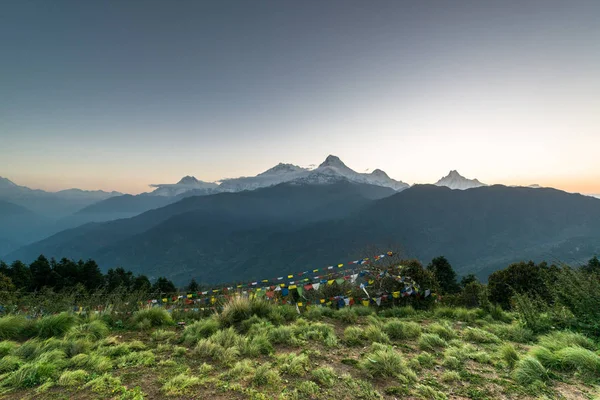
(415, 383), (448, 400)
(363, 325), (390, 344)
(499, 343), (519, 369)
(486, 323), (534, 343)
(0, 355), (22, 373)
(513, 356), (549, 385)
(528, 346), (560, 370)
(296, 380), (320, 397)
(311, 366), (337, 387)
(335, 307), (358, 324)
(116, 350), (155, 368)
(0, 316), (31, 340)
(463, 327), (500, 344)
(182, 318), (220, 344)
(343, 326), (364, 346)
(380, 306), (416, 318)
(441, 370), (461, 383)
(359, 345), (416, 383)
(252, 362), (281, 387)
(132, 308), (173, 328)
(151, 329), (176, 342)
(66, 320), (109, 341)
(57, 369), (89, 386)
(277, 352), (310, 376)
(556, 346), (600, 378)
(383, 319), (421, 340)
(354, 306), (375, 316)
(418, 333), (447, 351)
(268, 325), (296, 345)
(416, 352), (435, 368)
(0, 341), (18, 357)
(161, 372), (201, 396)
(426, 321), (457, 341)
(537, 331), (596, 352)
(35, 313), (77, 338)
(218, 296), (272, 327)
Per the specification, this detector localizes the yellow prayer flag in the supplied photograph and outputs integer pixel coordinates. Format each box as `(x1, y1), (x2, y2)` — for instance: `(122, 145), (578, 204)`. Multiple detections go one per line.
(210, 296), (216, 304)
(327, 279), (334, 285)
(337, 264), (344, 267)
(362, 300), (370, 307)
(288, 285), (297, 289)
(187, 294), (192, 299)
(280, 283), (286, 287)
(162, 298), (167, 303)
(297, 302), (303, 307)
(313, 269), (319, 273)
(392, 291), (400, 298)
(288, 275), (294, 279)
(320, 299), (325, 304)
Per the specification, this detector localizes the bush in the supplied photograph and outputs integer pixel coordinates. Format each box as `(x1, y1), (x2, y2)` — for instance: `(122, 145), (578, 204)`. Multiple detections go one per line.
(252, 362), (280, 387)
(380, 306), (416, 319)
(499, 343), (519, 369)
(58, 369), (88, 386)
(0, 315), (31, 340)
(556, 346), (600, 377)
(463, 327), (500, 343)
(182, 318), (220, 344)
(335, 307), (358, 324)
(383, 320), (421, 340)
(268, 325), (296, 346)
(359, 345), (416, 382)
(537, 331), (596, 352)
(268, 305), (298, 324)
(426, 322), (457, 341)
(343, 326), (364, 346)
(513, 356), (549, 385)
(36, 313), (77, 338)
(66, 320), (109, 341)
(161, 372), (201, 396)
(363, 325), (390, 344)
(132, 308), (173, 328)
(277, 352), (310, 376)
(311, 366), (337, 387)
(418, 334), (447, 351)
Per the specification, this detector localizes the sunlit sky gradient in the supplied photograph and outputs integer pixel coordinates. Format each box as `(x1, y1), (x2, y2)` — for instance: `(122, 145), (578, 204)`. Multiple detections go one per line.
(1, 1), (599, 194)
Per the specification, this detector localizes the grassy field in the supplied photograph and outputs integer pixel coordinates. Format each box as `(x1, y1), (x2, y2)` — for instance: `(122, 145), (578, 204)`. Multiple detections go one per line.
(0, 299), (598, 400)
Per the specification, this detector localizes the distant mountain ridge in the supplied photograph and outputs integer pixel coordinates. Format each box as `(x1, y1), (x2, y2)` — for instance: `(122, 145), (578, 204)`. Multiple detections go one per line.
(6, 183), (600, 285)
(434, 170), (486, 190)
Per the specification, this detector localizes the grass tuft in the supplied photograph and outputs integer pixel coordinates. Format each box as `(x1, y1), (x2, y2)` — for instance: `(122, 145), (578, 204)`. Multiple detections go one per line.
(57, 369), (88, 386)
(132, 308), (173, 328)
(513, 356), (549, 385)
(343, 326), (364, 346)
(161, 372), (201, 396)
(499, 343), (519, 369)
(463, 327), (500, 343)
(35, 313), (77, 338)
(359, 345), (416, 383)
(418, 333), (448, 351)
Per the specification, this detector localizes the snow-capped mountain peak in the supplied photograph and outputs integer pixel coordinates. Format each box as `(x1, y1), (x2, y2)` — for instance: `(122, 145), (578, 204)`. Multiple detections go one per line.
(435, 170), (486, 190)
(177, 176), (200, 185)
(318, 155), (348, 169)
(371, 169), (390, 179)
(258, 163), (308, 176)
(0, 177), (17, 188)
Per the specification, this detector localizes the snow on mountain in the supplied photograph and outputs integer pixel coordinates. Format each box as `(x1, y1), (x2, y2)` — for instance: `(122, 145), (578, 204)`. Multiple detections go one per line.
(220, 156), (409, 192)
(149, 176), (220, 197)
(0, 176), (121, 199)
(298, 155), (410, 190)
(434, 170), (486, 190)
(218, 163), (310, 192)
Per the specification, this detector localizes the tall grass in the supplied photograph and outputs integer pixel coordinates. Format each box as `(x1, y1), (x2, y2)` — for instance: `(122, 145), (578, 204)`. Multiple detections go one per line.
(132, 308), (173, 328)
(359, 345), (416, 383)
(36, 313), (77, 338)
(0, 316), (31, 340)
(218, 296), (272, 327)
(513, 356), (549, 385)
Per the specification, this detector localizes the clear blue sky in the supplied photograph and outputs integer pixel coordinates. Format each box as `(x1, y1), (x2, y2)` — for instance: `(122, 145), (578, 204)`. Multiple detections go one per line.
(1, 0), (599, 194)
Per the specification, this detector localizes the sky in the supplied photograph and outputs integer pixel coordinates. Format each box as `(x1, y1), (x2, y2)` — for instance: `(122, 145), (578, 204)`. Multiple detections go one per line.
(1, 0), (599, 195)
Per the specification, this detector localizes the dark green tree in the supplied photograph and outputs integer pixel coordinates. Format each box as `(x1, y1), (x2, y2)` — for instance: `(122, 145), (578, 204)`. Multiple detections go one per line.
(106, 267), (134, 292)
(582, 256), (600, 274)
(187, 278), (200, 293)
(488, 261), (550, 309)
(460, 274), (478, 288)
(8, 260), (31, 290)
(152, 277), (177, 295)
(80, 260), (105, 291)
(427, 256), (460, 294)
(132, 275), (152, 292)
(29, 255), (53, 290)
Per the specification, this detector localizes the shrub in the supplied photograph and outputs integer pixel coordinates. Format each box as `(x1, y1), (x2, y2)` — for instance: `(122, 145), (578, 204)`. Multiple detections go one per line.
(499, 343), (519, 369)
(223, 359), (254, 381)
(416, 352), (435, 368)
(66, 320), (109, 341)
(556, 346), (600, 377)
(364, 325), (390, 344)
(311, 366), (337, 387)
(210, 327), (243, 348)
(269, 305), (298, 324)
(268, 325), (296, 345)
(383, 320), (421, 340)
(292, 320), (337, 346)
(529, 346), (560, 370)
(253, 362), (280, 387)
(359, 345), (416, 382)
(537, 331), (596, 352)
(0, 341), (18, 357)
(116, 350), (155, 368)
(36, 313), (77, 338)
(58, 369), (88, 386)
(0, 315), (30, 340)
(240, 334), (273, 357)
(218, 296), (272, 327)
(161, 372), (201, 396)
(486, 323), (534, 343)
(296, 381), (320, 397)
(335, 307), (358, 324)
(132, 308), (173, 328)
(441, 370), (461, 383)
(84, 373), (122, 393)
(463, 327), (500, 344)
(426, 322), (457, 341)
(513, 356), (549, 385)
(64, 338), (93, 358)
(0, 355), (22, 373)
(343, 326), (364, 346)
(182, 318), (220, 344)
(151, 329), (176, 342)
(380, 306), (416, 318)
(277, 352), (310, 376)
(418, 334), (447, 351)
